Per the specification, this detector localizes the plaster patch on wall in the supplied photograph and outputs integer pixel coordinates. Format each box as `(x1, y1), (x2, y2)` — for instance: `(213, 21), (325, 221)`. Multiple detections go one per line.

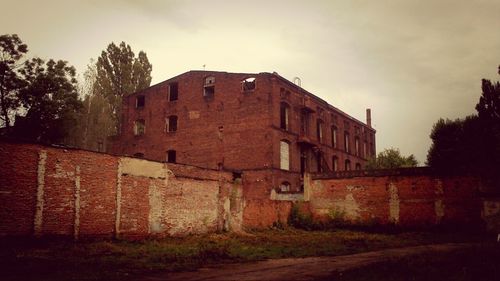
(332, 193), (360, 221)
(389, 183), (400, 224)
(434, 199), (445, 224)
(189, 111), (200, 119)
(34, 150), (47, 235)
(148, 182), (165, 234)
(435, 179), (444, 195)
(120, 157), (168, 179)
(115, 159), (122, 237)
(74, 166), (81, 240)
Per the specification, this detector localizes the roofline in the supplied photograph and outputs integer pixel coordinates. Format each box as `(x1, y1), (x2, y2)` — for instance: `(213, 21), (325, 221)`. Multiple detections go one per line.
(127, 70), (376, 132)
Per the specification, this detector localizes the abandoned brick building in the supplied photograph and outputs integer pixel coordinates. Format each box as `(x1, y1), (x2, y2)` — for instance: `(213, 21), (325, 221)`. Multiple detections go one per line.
(109, 71), (376, 192)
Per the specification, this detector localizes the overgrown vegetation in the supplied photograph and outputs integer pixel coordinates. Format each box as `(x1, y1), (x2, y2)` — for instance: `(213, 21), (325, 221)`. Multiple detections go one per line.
(0, 229), (485, 281)
(365, 147), (419, 170)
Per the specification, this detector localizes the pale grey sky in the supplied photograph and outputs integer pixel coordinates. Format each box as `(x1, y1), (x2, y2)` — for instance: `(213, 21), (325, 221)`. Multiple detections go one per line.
(2, 0), (500, 163)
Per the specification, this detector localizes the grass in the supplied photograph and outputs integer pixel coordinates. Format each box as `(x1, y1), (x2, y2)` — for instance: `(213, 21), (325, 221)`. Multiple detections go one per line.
(0, 228), (489, 281)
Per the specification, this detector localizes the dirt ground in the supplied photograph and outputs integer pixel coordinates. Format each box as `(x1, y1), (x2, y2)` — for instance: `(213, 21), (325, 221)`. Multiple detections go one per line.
(141, 243), (479, 281)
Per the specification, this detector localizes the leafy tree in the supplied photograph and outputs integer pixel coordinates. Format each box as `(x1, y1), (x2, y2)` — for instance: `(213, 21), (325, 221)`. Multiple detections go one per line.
(427, 65), (500, 184)
(365, 147), (418, 169)
(0, 34), (27, 129)
(94, 42), (152, 134)
(14, 58), (82, 143)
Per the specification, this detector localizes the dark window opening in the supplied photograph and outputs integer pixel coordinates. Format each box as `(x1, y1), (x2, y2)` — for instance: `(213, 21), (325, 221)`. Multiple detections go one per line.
(203, 76), (215, 99)
(166, 115), (178, 132)
(300, 111), (309, 136)
(133, 153), (144, 158)
(332, 156), (338, 171)
(316, 152), (323, 173)
(169, 82), (178, 101)
(166, 150), (176, 163)
(279, 181), (291, 193)
(136, 95), (145, 108)
(280, 102), (290, 130)
(355, 163), (361, 170)
(317, 119), (323, 143)
(242, 77), (256, 91)
(355, 137), (360, 156)
(345, 159), (351, 171)
(232, 171), (242, 180)
(134, 119), (145, 136)
(332, 126), (337, 148)
(344, 131), (350, 153)
(97, 141), (103, 152)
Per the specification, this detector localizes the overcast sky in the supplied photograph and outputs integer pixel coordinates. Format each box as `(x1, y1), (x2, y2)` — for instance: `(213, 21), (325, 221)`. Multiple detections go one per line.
(2, 0), (500, 163)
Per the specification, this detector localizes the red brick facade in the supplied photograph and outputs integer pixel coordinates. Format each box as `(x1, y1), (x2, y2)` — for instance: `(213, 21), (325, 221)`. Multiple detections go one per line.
(109, 71), (376, 193)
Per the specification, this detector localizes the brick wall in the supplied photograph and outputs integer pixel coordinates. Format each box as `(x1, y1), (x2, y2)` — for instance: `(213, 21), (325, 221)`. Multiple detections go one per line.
(307, 169), (484, 228)
(0, 142), (241, 238)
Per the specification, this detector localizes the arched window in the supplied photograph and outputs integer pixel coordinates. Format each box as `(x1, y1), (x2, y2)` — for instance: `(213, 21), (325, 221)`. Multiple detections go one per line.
(166, 115), (178, 132)
(166, 150), (176, 163)
(345, 159), (351, 171)
(344, 131), (350, 153)
(134, 119), (145, 136)
(280, 140), (290, 170)
(280, 102), (290, 130)
(331, 126), (337, 148)
(317, 119), (324, 143)
(355, 137), (360, 156)
(332, 156), (338, 171)
(242, 77), (256, 91)
(279, 181), (291, 193)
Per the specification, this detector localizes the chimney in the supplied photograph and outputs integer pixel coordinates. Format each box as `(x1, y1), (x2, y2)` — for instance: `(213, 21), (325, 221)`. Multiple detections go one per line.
(366, 108), (372, 128)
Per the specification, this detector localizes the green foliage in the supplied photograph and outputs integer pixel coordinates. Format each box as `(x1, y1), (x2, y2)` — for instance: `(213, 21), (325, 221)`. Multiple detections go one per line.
(289, 203), (315, 230)
(427, 65), (500, 184)
(365, 148), (418, 170)
(13, 57), (82, 143)
(94, 41), (152, 134)
(0, 34), (28, 128)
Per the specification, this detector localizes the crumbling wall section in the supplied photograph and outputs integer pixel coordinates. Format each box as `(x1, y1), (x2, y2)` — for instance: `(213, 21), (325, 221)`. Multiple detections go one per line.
(309, 173), (483, 228)
(0, 142), (240, 238)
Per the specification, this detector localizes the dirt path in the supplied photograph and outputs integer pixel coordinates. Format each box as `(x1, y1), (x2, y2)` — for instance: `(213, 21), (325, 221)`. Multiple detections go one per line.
(140, 243), (477, 281)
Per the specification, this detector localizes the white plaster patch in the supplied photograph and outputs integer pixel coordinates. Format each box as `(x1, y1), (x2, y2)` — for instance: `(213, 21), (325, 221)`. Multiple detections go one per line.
(34, 150), (47, 236)
(148, 182), (165, 234)
(435, 199), (445, 224)
(120, 157), (169, 179)
(389, 183), (400, 224)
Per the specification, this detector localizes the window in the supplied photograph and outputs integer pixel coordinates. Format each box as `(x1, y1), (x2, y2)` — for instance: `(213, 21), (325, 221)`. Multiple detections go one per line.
(166, 150), (176, 163)
(363, 142), (367, 158)
(345, 159), (351, 171)
(203, 76), (215, 99)
(280, 102), (290, 130)
(355, 137), (360, 156)
(331, 126), (337, 148)
(136, 95), (145, 108)
(166, 115), (178, 132)
(242, 77), (256, 91)
(316, 119), (323, 143)
(344, 131), (350, 153)
(134, 119), (145, 136)
(279, 181), (291, 193)
(133, 153), (144, 158)
(332, 156), (338, 171)
(168, 82), (178, 101)
(280, 140), (290, 170)
(316, 152), (323, 172)
(355, 163), (361, 170)
(97, 141), (103, 152)
(300, 111), (309, 136)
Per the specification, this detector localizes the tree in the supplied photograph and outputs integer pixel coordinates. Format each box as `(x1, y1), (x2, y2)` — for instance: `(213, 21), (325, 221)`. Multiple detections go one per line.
(427, 65), (500, 184)
(0, 34), (27, 129)
(94, 42), (152, 134)
(15, 58), (82, 143)
(365, 147), (418, 169)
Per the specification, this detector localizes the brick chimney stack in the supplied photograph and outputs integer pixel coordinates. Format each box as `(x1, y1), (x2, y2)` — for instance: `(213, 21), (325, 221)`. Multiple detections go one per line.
(366, 108), (372, 128)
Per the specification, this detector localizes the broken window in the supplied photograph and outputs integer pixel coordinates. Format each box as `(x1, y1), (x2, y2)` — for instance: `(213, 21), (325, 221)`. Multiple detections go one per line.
(280, 140), (290, 171)
(133, 153), (144, 158)
(242, 77), (256, 92)
(168, 82), (178, 101)
(316, 119), (324, 143)
(279, 181), (291, 193)
(166, 115), (178, 132)
(345, 159), (351, 171)
(332, 156), (338, 171)
(203, 76), (215, 99)
(280, 102), (290, 130)
(136, 95), (145, 108)
(355, 163), (361, 170)
(344, 131), (350, 153)
(166, 150), (176, 163)
(331, 126), (337, 148)
(134, 119), (145, 136)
